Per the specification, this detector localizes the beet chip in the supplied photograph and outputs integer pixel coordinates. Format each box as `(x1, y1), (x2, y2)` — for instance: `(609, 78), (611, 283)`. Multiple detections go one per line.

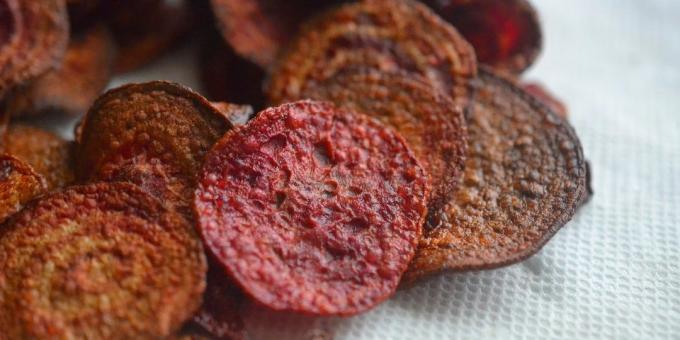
(266, 0), (477, 112)
(76, 81), (231, 216)
(200, 31), (267, 110)
(110, 1), (191, 73)
(195, 100), (429, 315)
(403, 68), (588, 283)
(181, 267), (246, 340)
(0, 183), (206, 338)
(5, 25), (116, 117)
(422, 0), (542, 74)
(0, 154), (46, 224)
(210, 0), (344, 68)
(2, 125), (74, 191)
(522, 82), (568, 119)
(0, 0), (69, 95)
(293, 70), (467, 214)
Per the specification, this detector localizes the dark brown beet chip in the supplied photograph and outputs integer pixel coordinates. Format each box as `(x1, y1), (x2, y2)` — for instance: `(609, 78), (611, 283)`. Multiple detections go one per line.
(111, 1), (191, 73)
(0, 0), (69, 96)
(195, 100), (430, 315)
(522, 82), (567, 119)
(2, 125), (75, 191)
(0, 182), (206, 339)
(266, 0), (477, 112)
(403, 68), (588, 283)
(0, 154), (46, 224)
(181, 267), (246, 340)
(5, 25), (115, 117)
(423, 0), (542, 74)
(76, 81), (231, 216)
(210, 102), (255, 127)
(294, 70), (467, 214)
(200, 31), (266, 110)
(210, 0), (344, 68)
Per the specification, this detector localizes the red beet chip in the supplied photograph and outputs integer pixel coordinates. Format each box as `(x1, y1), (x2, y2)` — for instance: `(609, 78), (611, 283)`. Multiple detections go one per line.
(195, 100), (430, 316)
(423, 0), (542, 74)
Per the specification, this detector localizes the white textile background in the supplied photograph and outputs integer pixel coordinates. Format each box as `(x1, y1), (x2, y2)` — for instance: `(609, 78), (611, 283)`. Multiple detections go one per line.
(43, 0), (679, 339)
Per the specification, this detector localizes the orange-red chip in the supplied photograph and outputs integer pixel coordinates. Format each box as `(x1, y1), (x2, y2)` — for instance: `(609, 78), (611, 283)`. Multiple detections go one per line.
(0, 182), (206, 338)
(0, 154), (46, 224)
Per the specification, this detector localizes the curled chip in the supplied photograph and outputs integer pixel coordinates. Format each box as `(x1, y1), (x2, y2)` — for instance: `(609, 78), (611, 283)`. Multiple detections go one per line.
(5, 25), (116, 117)
(403, 68), (588, 283)
(422, 0), (542, 74)
(0, 0), (69, 95)
(200, 31), (266, 109)
(210, 0), (343, 68)
(522, 82), (567, 119)
(295, 70), (467, 213)
(111, 1), (190, 73)
(0, 182), (207, 339)
(0, 154), (46, 224)
(195, 100), (430, 315)
(210, 102), (255, 127)
(2, 125), (75, 190)
(181, 267), (246, 340)
(76, 81), (231, 216)
(266, 0), (477, 111)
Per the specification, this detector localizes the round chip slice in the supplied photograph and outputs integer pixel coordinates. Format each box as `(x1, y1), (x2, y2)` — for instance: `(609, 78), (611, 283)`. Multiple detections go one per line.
(0, 154), (46, 224)
(195, 100), (430, 315)
(76, 81), (231, 216)
(403, 68), (588, 283)
(422, 0), (542, 74)
(2, 125), (74, 190)
(266, 0), (477, 111)
(5, 25), (115, 116)
(210, 0), (343, 68)
(0, 0), (69, 95)
(0, 182), (207, 339)
(295, 70), (467, 213)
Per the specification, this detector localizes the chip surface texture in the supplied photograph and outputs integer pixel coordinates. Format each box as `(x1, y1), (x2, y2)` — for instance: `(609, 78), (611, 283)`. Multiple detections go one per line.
(404, 68), (587, 282)
(0, 183), (207, 339)
(195, 100), (429, 315)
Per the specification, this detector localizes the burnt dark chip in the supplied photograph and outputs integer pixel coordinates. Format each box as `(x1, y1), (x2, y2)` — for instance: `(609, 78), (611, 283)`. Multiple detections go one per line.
(403, 68), (588, 283)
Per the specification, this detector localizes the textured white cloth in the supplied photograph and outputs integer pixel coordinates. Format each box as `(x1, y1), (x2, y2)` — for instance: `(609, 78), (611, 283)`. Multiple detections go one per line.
(47, 0), (679, 338)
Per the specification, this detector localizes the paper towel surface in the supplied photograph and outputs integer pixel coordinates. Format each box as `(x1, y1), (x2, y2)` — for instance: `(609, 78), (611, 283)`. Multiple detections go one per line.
(42, 0), (679, 338)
